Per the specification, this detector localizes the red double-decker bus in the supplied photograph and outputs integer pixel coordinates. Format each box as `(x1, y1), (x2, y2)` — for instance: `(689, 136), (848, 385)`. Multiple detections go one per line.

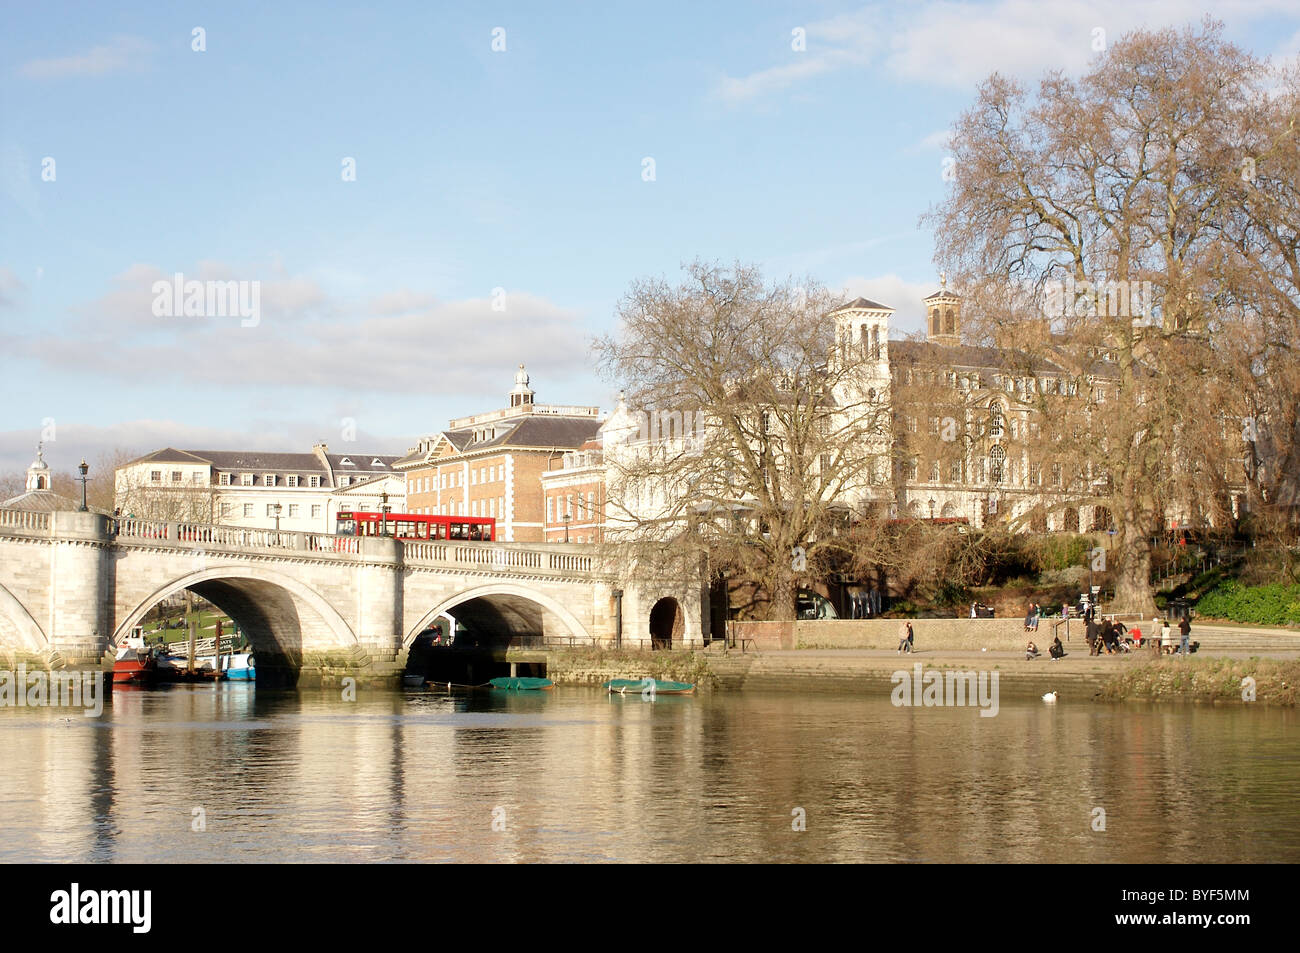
(335, 511), (495, 541)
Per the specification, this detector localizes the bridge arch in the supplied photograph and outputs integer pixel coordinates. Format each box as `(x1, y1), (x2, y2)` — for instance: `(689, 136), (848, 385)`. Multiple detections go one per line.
(0, 581), (48, 652)
(114, 565), (358, 648)
(404, 582), (593, 647)
(114, 565), (359, 683)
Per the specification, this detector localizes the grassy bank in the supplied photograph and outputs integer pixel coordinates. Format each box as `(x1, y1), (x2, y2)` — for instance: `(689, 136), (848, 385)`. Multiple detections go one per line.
(1098, 657), (1298, 705)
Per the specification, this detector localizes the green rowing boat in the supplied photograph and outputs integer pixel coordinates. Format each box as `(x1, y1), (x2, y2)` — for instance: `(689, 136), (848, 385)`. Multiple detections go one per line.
(489, 676), (554, 691)
(603, 678), (695, 695)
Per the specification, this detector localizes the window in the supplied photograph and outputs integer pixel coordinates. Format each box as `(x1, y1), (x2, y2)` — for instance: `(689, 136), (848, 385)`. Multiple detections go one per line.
(339, 476), (349, 487)
(266, 504), (277, 517)
(287, 475), (298, 487)
(987, 401), (1004, 438)
(928, 417), (940, 435)
(191, 472), (203, 484)
(974, 459), (985, 483)
(220, 503), (232, 519)
(949, 460), (963, 483)
(219, 472), (230, 486)
(264, 474), (275, 487)
(340, 457), (354, 466)
(1029, 462), (1041, 486)
(1051, 463), (1062, 487)
(243, 504), (254, 518)
(989, 446), (1006, 484)
(171, 471), (182, 483)
(547, 497), (553, 522)
(308, 476), (320, 488)
(371, 458), (382, 467)
(150, 470), (162, 483)
(930, 461), (941, 483)
(288, 504), (299, 518)
(311, 505), (321, 518)
(242, 473), (253, 486)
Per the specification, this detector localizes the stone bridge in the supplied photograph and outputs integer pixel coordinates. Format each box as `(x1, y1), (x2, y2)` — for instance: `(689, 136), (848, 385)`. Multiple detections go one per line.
(0, 510), (706, 685)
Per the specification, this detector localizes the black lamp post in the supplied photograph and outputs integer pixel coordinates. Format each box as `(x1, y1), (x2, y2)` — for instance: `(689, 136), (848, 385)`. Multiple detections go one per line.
(563, 511), (571, 543)
(380, 491), (391, 536)
(77, 459), (89, 512)
(273, 503), (282, 532)
(928, 497), (936, 520)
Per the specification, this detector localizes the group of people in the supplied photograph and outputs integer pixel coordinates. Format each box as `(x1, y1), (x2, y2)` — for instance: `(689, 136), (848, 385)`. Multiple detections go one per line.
(1023, 603), (1042, 632)
(1025, 636), (1067, 660)
(1082, 615), (1194, 655)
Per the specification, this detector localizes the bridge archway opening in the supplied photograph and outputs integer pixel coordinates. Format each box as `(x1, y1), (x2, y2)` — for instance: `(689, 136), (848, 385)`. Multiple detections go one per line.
(648, 597), (683, 650)
(116, 568), (359, 687)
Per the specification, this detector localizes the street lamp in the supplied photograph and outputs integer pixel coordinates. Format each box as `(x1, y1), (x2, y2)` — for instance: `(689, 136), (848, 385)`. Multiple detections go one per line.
(77, 460), (89, 512)
(928, 497), (936, 520)
(380, 491), (391, 536)
(273, 503), (282, 532)
(563, 511), (572, 544)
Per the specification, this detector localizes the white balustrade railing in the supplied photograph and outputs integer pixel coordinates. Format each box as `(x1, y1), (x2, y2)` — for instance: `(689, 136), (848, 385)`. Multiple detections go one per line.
(4, 514), (595, 575)
(0, 510), (51, 531)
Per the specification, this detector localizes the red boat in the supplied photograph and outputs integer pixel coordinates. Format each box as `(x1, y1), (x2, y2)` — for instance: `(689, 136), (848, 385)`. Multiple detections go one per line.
(112, 636), (158, 685)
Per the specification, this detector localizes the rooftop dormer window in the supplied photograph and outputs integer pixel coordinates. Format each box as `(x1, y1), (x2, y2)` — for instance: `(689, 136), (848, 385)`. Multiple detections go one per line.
(340, 457), (354, 466)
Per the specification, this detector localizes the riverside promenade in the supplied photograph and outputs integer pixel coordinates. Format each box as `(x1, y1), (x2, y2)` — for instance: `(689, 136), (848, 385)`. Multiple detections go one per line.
(534, 619), (1300, 703)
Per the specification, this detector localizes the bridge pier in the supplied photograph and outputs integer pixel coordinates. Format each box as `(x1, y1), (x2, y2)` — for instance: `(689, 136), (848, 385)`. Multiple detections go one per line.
(46, 512), (114, 671)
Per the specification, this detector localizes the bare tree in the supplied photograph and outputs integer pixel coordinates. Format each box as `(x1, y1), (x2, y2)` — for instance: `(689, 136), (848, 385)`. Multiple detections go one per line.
(925, 20), (1278, 613)
(114, 460), (216, 522)
(594, 261), (893, 621)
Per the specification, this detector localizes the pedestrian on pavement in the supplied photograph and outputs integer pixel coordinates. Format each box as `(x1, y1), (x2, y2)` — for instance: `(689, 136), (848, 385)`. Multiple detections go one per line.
(898, 620), (914, 654)
(1179, 615), (1191, 655)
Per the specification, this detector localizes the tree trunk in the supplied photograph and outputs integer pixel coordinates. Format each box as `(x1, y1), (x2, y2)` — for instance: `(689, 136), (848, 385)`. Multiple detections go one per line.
(1111, 527), (1157, 616)
(767, 572), (798, 622)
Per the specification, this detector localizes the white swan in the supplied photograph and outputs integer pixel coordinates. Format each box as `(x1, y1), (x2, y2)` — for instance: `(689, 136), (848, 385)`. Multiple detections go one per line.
(1042, 691), (1058, 703)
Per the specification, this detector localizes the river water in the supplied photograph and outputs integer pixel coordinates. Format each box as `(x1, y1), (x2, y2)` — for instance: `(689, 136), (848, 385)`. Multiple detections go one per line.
(1, 684), (1296, 863)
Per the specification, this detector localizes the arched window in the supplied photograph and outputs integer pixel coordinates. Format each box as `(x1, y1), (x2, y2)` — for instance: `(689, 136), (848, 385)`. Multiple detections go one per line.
(944, 309), (955, 335)
(988, 445), (1006, 484)
(870, 326), (881, 360)
(930, 309), (939, 336)
(987, 401), (1004, 438)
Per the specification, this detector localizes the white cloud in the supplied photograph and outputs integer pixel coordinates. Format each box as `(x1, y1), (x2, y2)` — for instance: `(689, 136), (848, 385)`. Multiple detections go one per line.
(838, 273), (941, 335)
(716, 0), (1299, 102)
(18, 35), (152, 80)
(12, 261), (593, 398)
(0, 420), (409, 476)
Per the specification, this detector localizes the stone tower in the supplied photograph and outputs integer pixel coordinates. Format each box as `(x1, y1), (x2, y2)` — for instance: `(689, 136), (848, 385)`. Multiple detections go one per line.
(925, 274), (961, 345)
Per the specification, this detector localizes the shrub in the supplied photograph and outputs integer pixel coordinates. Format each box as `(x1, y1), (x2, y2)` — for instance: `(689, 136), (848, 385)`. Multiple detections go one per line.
(1195, 582), (1300, 625)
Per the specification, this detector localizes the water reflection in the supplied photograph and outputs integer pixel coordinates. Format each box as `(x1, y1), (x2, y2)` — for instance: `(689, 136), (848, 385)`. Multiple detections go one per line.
(0, 685), (1295, 862)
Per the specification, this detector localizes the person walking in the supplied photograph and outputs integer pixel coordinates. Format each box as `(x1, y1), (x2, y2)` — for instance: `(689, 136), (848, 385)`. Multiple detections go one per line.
(1178, 615), (1191, 655)
(1160, 618), (1172, 655)
(898, 620), (914, 654)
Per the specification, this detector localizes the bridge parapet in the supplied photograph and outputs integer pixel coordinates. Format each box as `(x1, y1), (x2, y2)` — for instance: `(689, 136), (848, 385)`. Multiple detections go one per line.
(0, 509), (52, 534)
(110, 519), (362, 557)
(401, 540), (598, 577)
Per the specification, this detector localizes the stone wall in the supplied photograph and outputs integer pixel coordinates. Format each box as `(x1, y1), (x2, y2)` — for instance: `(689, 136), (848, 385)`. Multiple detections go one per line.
(727, 617), (1061, 652)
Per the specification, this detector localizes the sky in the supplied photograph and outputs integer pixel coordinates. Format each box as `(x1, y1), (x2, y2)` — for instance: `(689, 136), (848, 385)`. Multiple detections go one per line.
(3, 0), (1298, 476)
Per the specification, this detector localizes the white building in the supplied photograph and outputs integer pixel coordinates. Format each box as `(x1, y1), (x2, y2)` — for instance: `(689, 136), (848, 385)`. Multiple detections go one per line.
(115, 443), (405, 533)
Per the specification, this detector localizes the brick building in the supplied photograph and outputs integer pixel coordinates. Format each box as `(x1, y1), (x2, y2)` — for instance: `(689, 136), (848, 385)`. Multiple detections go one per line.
(393, 366), (602, 542)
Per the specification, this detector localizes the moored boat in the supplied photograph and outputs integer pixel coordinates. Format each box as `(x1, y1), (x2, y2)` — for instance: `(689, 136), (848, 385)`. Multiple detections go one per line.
(222, 653), (255, 681)
(603, 678), (695, 695)
(489, 676), (554, 691)
(112, 644), (158, 685)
